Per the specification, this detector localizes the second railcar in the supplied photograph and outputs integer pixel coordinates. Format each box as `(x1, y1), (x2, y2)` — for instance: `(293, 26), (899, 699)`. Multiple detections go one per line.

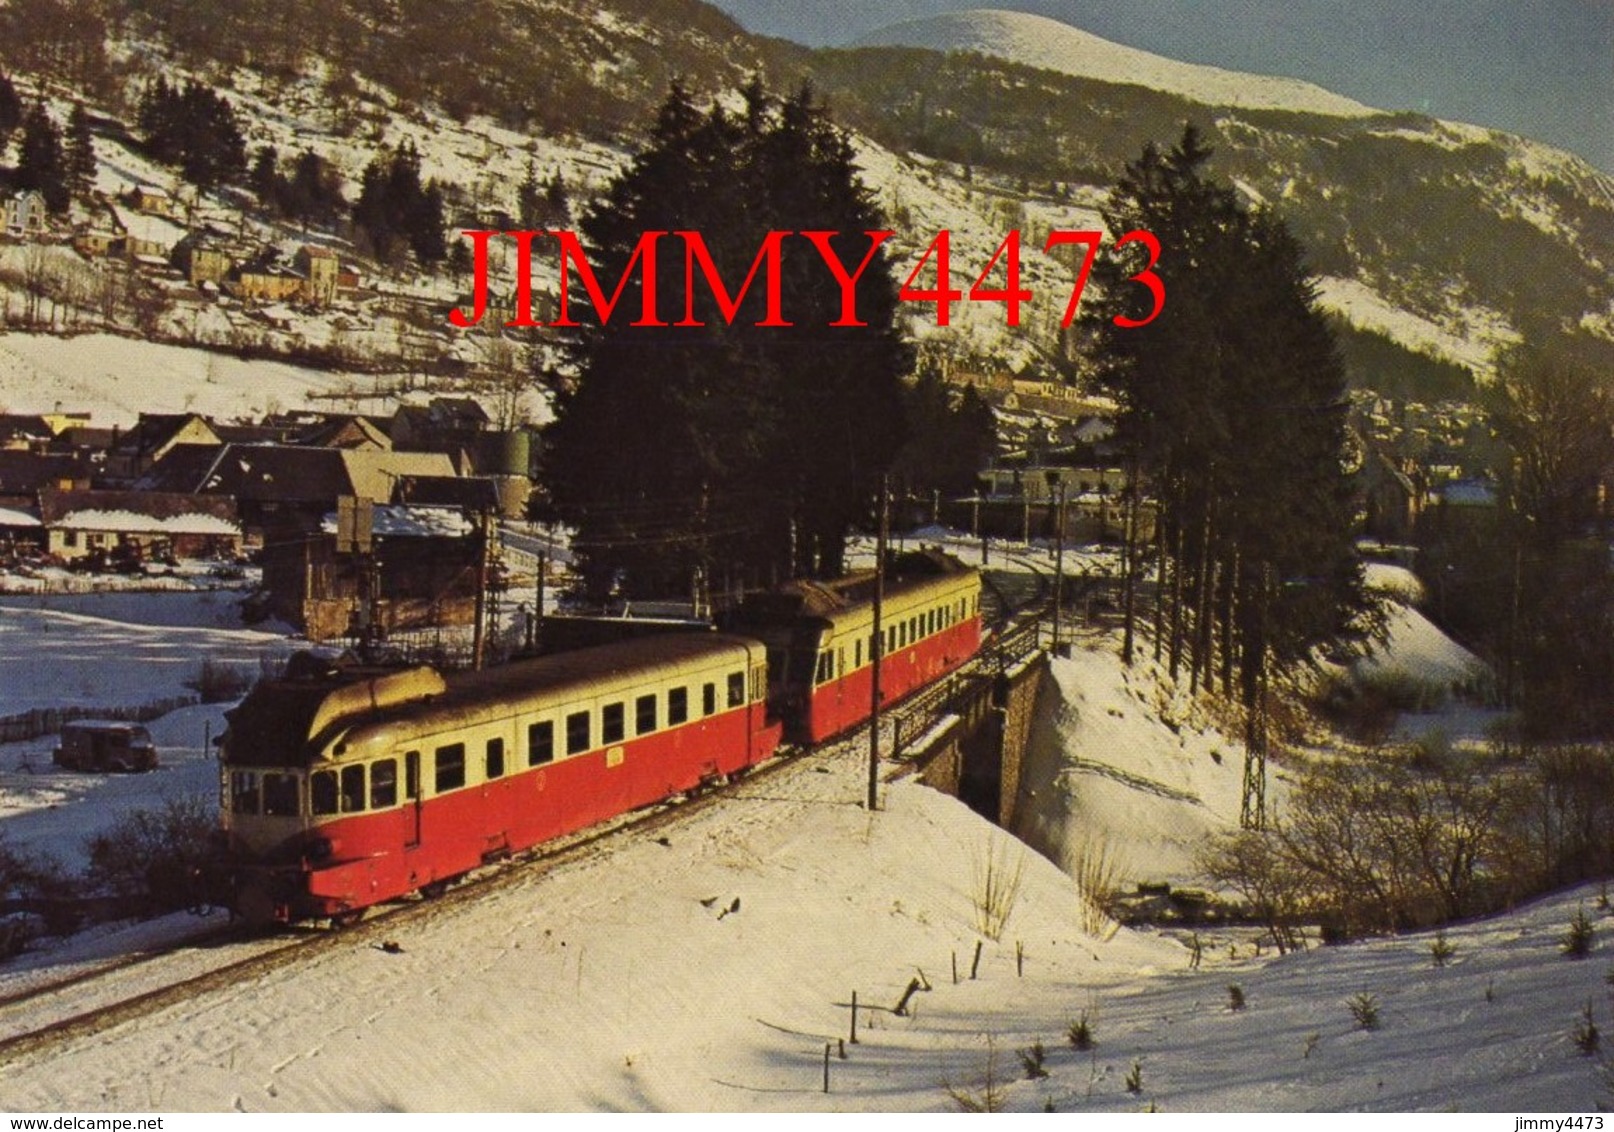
(219, 634), (778, 924)
(730, 553), (982, 743)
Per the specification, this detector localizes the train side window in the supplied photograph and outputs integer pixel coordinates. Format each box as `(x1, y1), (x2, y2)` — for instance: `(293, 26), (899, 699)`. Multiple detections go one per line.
(435, 743), (466, 792)
(231, 771), (260, 815)
(750, 665), (764, 702)
(702, 682), (716, 716)
(727, 672), (744, 708)
(405, 751), (420, 799)
(486, 737), (505, 779)
(262, 772), (299, 817)
(341, 764), (366, 812)
(528, 721), (554, 765)
(565, 710), (590, 755)
(310, 770), (338, 816)
(372, 759), (398, 808)
(635, 694), (657, 735)
(814, 651), (831, 685)
(602, 702), (625, 744)
(668, 687), (688, 725)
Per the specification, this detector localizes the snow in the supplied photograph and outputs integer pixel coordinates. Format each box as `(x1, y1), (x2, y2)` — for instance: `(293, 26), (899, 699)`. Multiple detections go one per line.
(0, 561), (1599, 1109)
(855, 10), (1378, 119)
(53, 509), (240, 536)
(0, 333), (370, 426)
(1313, 276), (1517, 377)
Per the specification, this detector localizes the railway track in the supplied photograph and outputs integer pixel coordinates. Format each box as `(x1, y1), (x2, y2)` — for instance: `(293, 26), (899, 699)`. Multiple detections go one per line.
(1, 564), (1061, 1062)
(0, 724), (879, 1064)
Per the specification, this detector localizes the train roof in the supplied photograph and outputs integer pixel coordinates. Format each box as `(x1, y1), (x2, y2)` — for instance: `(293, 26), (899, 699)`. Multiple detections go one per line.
(224, 634), (759, 767)
(730, 551), (977, 625)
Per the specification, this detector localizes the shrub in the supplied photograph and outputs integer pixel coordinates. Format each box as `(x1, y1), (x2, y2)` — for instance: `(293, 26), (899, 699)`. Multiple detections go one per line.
(970, 839), (1025, 942)
(1124, 1059), (1143, 1094)
(1573, 1001), (1600, 1055)
(1072, 836), (1122, 939)
(187, 658), (256, 703)
(1017, 1041), (1049, 1080)
(1067, 1011), (1095, 1051)
(84, 796), (215, 914)
(943, 1036), (1005, 1113)
(1228, 984), (1246, 1011)
(1348, 992), (1380, 1031)
(1430, 931), (1457, 968)
(1563, 904), (1596, 959)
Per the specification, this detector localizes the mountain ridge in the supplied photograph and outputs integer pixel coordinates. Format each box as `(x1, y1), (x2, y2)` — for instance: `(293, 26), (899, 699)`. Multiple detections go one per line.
(853, 8), (1377, 119)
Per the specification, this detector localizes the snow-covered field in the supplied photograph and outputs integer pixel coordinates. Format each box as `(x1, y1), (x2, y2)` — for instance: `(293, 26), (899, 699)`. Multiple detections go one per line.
(0, 557), (1609, 1111)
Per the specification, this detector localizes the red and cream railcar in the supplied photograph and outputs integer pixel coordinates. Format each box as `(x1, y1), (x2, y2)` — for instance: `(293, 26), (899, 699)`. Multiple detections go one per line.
(220, 634), (777, 924)
(732, 554), (982, 744)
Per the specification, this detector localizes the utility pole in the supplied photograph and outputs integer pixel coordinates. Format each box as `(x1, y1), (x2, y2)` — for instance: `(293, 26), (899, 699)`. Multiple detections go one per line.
(1052, 481), (1066, 655)
(470, 508), (491, 671)
(867, 474), (888, 812)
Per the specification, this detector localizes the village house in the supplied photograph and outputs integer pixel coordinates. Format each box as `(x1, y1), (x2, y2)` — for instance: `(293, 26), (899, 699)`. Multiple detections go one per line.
(289, 500), (486, 642)
(126, 184), (180, 218)
(110, 202), (187, 267)
(104, 413), (222, 484)
(0, 452), (94, 512)
(37, 487), (242, 565)
(1, 189), (48, 240)
(172, 231), (236, 286)
(295, 244), (339, 304)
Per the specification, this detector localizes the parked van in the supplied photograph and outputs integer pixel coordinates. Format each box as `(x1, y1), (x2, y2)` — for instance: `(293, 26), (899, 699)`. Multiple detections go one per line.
(52, 721), (159, 773)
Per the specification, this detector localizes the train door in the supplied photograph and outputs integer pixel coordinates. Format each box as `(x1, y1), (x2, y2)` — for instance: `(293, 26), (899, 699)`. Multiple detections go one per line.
(404, 750), (421, 848)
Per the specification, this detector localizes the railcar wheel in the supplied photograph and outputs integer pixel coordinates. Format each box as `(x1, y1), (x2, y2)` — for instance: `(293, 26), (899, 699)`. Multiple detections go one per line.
(330, 908), (364, 929)
(419, 880), (450, 900)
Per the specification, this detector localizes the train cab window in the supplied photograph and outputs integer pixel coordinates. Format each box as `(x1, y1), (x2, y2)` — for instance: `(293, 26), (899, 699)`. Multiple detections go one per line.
(635, 694), (657, 735)
(230, 771), (260, 815)
(814, 651), (832, 685)
(435, 743), (466, 792)
(341, 764), (366, 813)
(372, 759), (398, 808)
(702, 682), (716, 716)
(405, 752), (420, 799)
(668, 687), (688, 725)
(602, 702), (625, 744)
(262, 772), (299, 817)
(528, 722), (554, 766)
(750, 665), (764, 702)
(311, 769), (338, 816)
(486, 737), (506, 779)
(565, 710), (590, 755)
(727, 672), (745, 708)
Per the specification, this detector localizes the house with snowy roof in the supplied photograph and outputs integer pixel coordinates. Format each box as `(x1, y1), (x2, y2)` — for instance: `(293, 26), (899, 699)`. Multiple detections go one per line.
(37, 488), (241, 565)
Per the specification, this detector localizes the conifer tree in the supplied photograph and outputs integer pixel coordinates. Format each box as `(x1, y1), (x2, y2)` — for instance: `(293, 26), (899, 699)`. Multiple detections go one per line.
(16, 102), (69, 214)
(545, 81), (911, 596)
(65, 101), (96, 200)
(1085, 124), (1360, 825)
(0, 72), (22, 150)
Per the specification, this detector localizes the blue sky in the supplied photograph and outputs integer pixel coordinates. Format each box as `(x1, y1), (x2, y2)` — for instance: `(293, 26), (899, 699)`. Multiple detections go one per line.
(713, 1), (1614, 172)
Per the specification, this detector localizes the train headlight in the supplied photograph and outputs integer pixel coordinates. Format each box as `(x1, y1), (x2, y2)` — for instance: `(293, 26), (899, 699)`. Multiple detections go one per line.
(306, 837), (334, 862)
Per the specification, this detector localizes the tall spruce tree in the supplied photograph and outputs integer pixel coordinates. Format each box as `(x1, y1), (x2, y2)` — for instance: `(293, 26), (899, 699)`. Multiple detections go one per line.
(16, 102), (69, 214)
(1086, 125), (1360, 825)
(0, 72), (22, 151)
(65, 101), (95, 200)
(544, 81), (911, 598)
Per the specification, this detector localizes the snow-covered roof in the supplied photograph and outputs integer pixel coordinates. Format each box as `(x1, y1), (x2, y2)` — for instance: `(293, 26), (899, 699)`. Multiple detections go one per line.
(111, 204), (187, 250)
(52, 508), (240, 536)
(0, 506), (42, 527)
(319, 504), (474, 539)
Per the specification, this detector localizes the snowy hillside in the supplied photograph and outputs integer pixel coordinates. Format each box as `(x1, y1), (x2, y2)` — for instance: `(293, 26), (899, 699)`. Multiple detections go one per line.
(856, 9), (1377, 118)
